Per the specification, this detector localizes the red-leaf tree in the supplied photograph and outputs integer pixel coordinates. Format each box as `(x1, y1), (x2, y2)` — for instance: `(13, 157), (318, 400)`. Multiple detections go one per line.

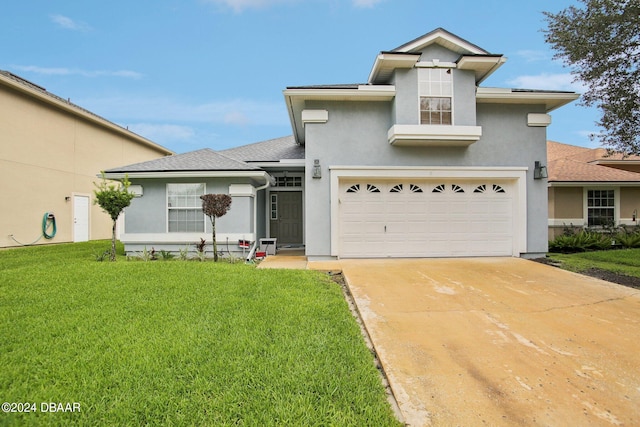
(200, 194), (232, 261)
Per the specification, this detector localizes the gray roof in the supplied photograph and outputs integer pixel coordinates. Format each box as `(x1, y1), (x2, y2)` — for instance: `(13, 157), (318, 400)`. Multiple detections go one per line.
(105, 148), (262, 173)
(221, 135), (304, 162)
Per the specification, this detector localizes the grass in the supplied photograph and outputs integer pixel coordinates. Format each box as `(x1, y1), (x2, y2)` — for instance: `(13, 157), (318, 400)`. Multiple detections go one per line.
(545, 248), (640, 278)
(0, 241), (401, 426)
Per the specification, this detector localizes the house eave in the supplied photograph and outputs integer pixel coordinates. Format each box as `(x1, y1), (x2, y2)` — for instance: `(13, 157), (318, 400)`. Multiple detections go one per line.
(477, 87), (580, 112)
(368, 52), (421, 84)
(284, 85), (396, 145)
(0, 71), (174, 156)
(456, 55), (507, 84)
(102, 170), (272, 182)
(548, 180), (640, 187)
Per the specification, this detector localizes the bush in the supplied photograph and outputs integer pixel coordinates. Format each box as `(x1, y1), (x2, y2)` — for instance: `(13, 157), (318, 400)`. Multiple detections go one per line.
(549, 230), (612, 253)
(549, 226), (640, 253)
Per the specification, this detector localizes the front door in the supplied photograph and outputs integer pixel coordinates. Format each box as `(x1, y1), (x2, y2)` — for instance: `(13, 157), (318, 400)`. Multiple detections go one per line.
(270, 192), (302, 245)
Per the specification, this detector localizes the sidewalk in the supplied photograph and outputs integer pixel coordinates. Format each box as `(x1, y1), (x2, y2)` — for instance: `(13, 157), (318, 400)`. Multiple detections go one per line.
(256, 253), (341, 272)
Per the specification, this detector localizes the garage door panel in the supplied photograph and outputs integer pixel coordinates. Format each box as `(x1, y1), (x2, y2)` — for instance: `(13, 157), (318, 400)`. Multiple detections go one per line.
(339, 179), (515, 258)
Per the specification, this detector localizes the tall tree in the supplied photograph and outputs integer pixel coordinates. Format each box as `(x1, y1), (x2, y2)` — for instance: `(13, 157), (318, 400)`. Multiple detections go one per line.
(200, 194), (232, 262)
(94, 174), (135, 261)
(544, 0), (640, 154)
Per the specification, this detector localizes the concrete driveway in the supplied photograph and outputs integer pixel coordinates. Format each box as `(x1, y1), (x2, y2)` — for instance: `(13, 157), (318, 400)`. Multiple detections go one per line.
(340, 258), (640, 426)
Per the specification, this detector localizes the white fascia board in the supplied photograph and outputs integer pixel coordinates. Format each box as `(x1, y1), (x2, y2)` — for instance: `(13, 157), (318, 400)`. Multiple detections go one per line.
(283, 85), (395, 101)
(477, 87), (580, 112)
(368, 53), (420, 84)
(248, 159), (306, 168)
(102, 170), (271, 181)
(549, 181), (640, 187)
(396, 31), (488, 55)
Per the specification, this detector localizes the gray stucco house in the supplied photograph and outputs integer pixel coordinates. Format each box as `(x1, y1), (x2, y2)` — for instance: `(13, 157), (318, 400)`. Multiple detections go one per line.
(104, 28), (578, 259)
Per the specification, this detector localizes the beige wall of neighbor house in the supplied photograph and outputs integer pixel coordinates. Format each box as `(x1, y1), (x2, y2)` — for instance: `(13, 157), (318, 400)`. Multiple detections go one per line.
(621, 187), (640, 222)
(548, 187), (585, 239)
(0, 72), (172, 248)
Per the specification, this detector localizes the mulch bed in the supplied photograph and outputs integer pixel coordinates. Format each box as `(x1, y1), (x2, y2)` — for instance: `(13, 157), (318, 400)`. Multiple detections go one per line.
(534, 258), (640, 291)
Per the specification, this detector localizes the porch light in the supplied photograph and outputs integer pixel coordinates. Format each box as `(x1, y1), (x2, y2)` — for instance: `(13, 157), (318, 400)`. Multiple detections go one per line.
(534, 161), (548, 179)
(312, 159), (322, 179)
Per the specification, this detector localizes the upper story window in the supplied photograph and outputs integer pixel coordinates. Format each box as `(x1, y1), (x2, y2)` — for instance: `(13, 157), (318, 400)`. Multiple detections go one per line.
(167, 183), (205, 232)
(419, 68), (453, 125)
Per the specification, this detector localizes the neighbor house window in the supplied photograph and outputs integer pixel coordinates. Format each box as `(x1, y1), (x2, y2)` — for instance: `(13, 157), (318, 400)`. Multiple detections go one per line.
(419, 68), (453, 125)
(167, 183), (205, 232)
(587, 189), (615, 226)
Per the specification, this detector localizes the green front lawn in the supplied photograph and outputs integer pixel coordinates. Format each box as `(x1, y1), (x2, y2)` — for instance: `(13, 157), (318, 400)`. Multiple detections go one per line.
(0, 241), (400, 426)
(545, 248), (640, 278)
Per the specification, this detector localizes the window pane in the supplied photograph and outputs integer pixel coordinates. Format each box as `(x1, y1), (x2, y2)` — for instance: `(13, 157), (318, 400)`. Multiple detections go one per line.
(168, 209), (204, 232)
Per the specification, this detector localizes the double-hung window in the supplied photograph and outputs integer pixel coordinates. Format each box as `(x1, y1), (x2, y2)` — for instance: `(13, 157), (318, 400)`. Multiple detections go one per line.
(419, 68), (453, 125)
(587, 189), (615, 226)
(167, 183), (205, 232)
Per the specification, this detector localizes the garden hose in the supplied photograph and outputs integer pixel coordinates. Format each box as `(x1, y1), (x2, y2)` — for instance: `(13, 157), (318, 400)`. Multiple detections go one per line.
(9, 212), (57, 246)
(42, 212), (57, 239)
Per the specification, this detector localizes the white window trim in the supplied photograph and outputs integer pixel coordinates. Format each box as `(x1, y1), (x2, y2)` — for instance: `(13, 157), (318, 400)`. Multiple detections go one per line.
(583, 187), (620, 227)
(166, 183), (207, 233)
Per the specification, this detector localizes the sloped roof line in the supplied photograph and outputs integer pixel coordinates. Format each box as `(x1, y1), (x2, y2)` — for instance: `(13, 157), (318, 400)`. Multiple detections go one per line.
(104, 148), (262, 173)
(0, 70), (173, 155)
(547, 141), (640, 182)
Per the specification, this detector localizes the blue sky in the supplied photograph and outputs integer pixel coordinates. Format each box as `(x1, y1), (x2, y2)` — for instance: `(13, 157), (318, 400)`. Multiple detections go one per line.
(1, 0), (597, 154)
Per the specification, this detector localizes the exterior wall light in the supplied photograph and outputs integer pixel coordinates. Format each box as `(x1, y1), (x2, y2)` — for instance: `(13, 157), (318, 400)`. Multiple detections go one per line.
(534, 161), (548, 179)
(312, 159), (322, 179)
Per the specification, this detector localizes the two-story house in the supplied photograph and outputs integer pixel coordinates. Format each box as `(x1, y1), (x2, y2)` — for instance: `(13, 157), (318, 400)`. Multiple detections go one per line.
(103, 28), (578, 259)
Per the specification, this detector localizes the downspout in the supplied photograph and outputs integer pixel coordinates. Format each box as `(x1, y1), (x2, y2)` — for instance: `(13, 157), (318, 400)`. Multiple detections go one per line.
(247, 173), (274, 262)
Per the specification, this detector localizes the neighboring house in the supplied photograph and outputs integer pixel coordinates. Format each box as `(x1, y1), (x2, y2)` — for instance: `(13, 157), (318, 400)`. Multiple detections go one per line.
(104, 28), (578, 259)
(547, 140), (640, 239)
(0, 70), (173, 248)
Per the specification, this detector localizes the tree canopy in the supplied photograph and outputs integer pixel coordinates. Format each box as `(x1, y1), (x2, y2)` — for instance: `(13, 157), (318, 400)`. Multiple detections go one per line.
(201, 194), (232, 262)
(94, 174), (135, 261)
(544, 0), (640, 154)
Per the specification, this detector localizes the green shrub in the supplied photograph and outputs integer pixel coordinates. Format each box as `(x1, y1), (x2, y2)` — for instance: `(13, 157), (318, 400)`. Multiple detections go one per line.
(549, 230), (612, 253)
(615, 231), (640, 248)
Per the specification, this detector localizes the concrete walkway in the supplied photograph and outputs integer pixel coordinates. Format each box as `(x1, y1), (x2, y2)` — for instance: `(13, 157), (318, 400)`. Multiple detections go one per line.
(257, 255), (640, 426)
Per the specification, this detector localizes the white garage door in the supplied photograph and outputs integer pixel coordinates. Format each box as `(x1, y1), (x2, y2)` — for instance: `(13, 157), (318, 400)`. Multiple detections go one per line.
(339, 180), (514, 258)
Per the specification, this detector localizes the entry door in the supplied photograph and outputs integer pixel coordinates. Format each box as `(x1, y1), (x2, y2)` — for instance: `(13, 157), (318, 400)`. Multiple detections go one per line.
(73, 195), (90, 242)
(270, 192), (303, 245)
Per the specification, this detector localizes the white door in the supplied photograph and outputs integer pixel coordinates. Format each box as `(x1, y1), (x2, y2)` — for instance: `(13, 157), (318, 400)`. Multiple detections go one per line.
(73, 195), (90, 242)
(339, 180), (514, 258)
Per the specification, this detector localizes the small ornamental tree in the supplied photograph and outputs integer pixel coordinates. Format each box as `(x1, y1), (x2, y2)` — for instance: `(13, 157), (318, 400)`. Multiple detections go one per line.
(94, 174), (135, 261)
(200, 194), (232, 262)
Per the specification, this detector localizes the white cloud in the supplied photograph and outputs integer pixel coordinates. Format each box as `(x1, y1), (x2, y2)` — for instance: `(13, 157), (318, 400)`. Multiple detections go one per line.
(203, 0), (296, 12)
(352, 0), (385, 7)
(507, 73), (585, 92)
(515, 50), (551, 63)
(203, 0), (383, 12)
(50, 14), (91, 31)
(79, 95), (289, 127)
(11, 65), (143, 79)
(127, 123), (196, 142)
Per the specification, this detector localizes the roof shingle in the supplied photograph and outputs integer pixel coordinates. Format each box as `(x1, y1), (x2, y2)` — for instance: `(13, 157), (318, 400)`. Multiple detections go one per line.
(547, 141), (640, 182)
